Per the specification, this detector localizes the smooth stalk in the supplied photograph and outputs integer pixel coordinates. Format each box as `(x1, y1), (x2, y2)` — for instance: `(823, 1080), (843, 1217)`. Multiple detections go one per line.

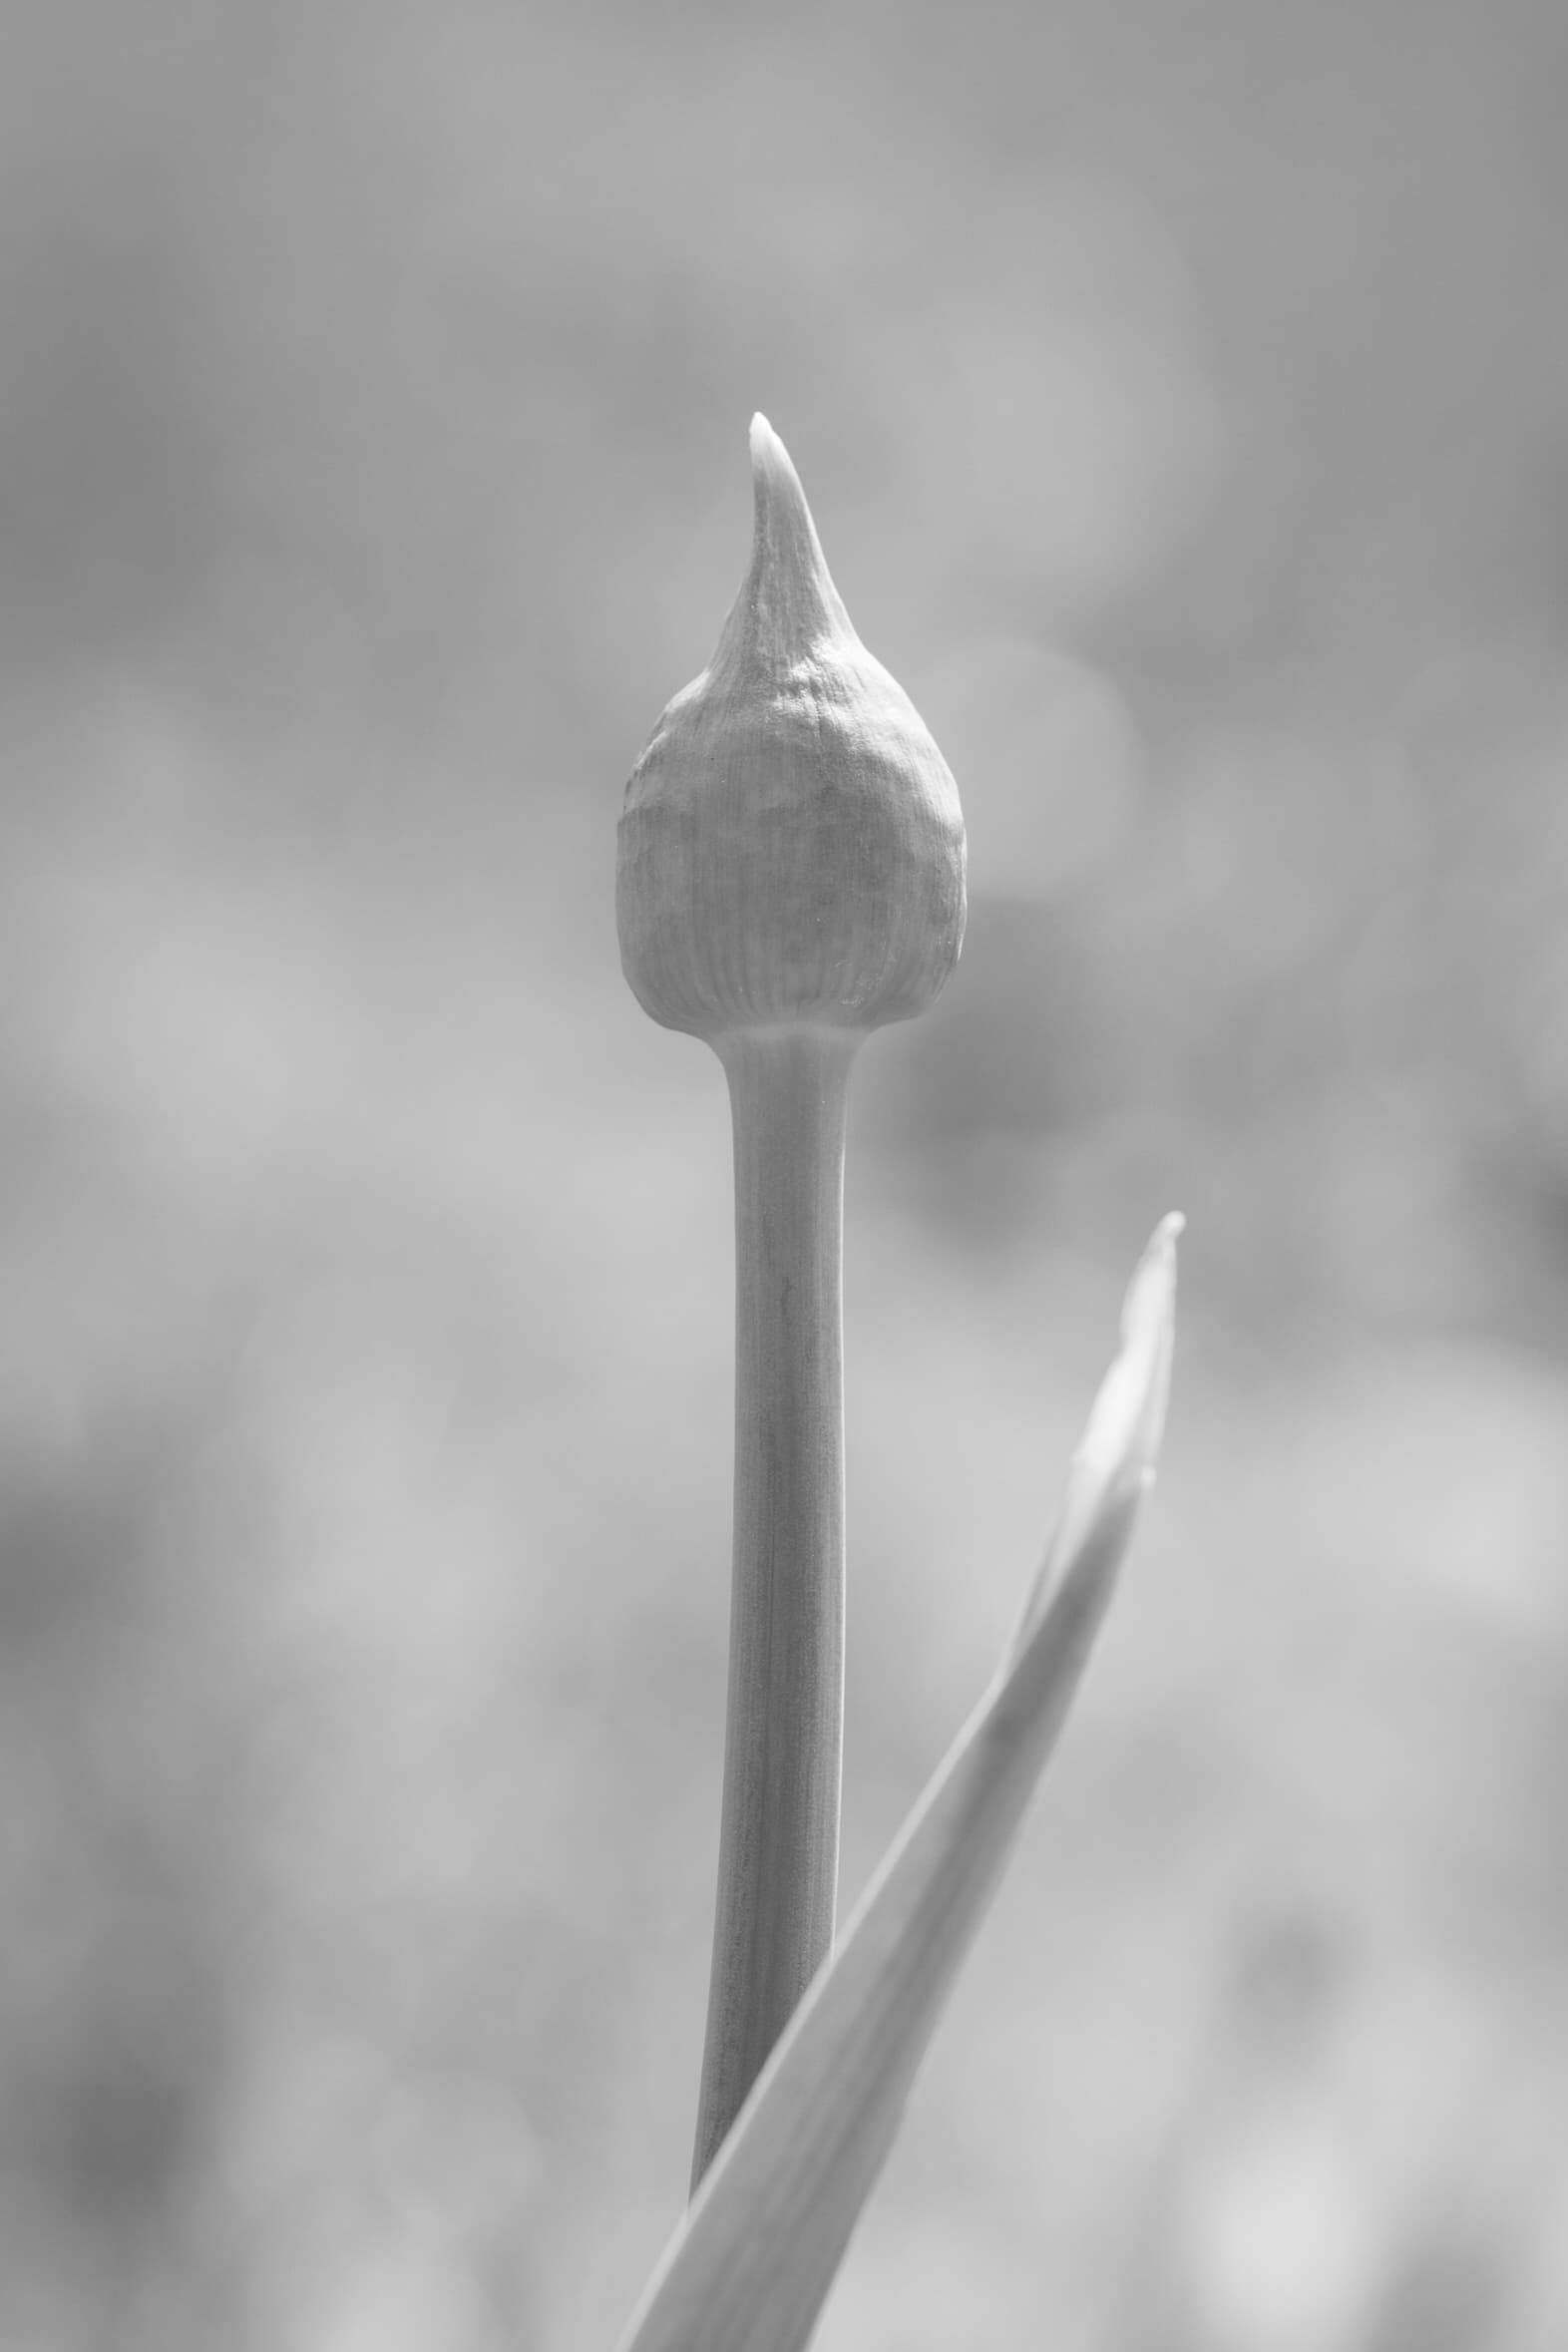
(691, 1026), (858, 2184)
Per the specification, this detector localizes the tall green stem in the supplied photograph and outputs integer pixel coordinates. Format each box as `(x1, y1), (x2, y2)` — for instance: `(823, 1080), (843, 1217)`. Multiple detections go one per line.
(690, 1026), (859, 2185)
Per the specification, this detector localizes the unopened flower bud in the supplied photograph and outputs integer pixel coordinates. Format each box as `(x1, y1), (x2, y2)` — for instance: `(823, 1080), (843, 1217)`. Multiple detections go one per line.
(616, 416), (967, 1041)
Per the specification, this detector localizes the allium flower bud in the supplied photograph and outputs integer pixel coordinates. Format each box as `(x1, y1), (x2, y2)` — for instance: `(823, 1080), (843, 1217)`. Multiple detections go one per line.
(615, 419), (968, 2187)
(616, 416), (967, 1039)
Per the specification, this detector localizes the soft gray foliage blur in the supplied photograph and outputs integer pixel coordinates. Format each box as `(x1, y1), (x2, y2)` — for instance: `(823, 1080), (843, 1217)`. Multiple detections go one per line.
(3, 4), (1566, 2348)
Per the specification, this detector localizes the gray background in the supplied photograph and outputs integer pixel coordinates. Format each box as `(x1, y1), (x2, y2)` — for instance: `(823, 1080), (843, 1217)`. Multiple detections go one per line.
(2, 3), (1566, 2346)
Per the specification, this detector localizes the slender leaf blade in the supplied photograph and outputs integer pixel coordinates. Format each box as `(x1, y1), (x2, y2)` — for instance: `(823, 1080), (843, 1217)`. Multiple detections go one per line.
(615, 1214), (1183, 2352)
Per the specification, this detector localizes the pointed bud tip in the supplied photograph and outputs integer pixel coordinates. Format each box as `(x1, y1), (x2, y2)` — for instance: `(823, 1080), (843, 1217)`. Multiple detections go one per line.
(746, 412), (816, 552)
(747, 410), (794, 486)
(722, 411), (853, 672)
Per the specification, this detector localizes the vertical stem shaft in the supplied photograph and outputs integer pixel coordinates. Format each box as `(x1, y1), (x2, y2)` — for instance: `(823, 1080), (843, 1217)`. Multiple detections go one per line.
(691, 1025), (859, 2185)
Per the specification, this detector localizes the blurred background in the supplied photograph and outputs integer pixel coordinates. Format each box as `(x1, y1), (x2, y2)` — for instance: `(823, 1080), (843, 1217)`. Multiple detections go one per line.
(3, 2), (1567, 2346)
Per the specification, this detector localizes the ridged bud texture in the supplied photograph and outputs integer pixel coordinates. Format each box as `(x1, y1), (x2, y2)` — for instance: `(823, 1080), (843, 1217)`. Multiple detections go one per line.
(617, 417), (967, 1040)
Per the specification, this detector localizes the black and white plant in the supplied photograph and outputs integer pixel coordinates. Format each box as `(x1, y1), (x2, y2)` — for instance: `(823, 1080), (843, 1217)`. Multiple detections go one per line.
(613, 419), (1180, 2352)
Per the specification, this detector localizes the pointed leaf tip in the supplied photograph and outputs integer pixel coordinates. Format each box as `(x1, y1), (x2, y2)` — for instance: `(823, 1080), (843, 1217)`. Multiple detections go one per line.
(1122, 1211), (1183, 1342)
(1078, 1211), (1182, 1489)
